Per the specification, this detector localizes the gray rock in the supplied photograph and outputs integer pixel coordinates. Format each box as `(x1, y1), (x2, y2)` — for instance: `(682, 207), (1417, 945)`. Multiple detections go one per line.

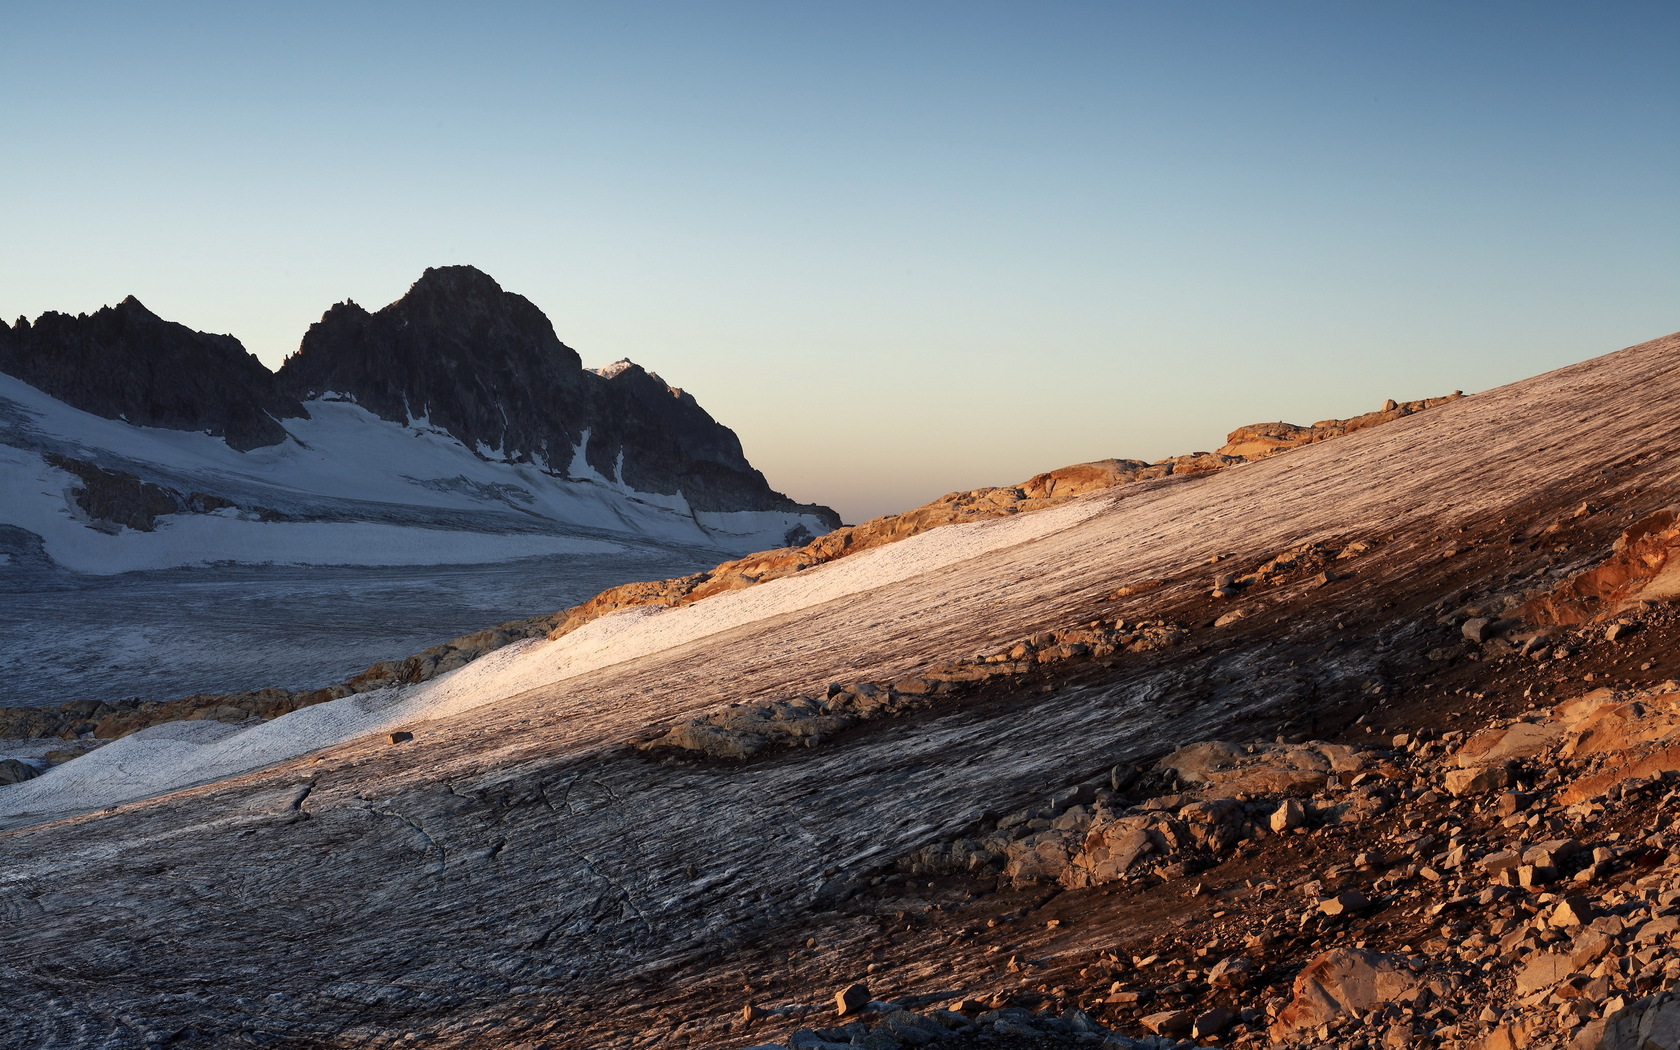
(788, 1032), (854, 1050)
(1462, 616), (1499, 644)
(0, 759), (40, 786)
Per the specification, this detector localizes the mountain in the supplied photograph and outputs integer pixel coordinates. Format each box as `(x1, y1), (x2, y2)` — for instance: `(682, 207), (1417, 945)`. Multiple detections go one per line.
(275, 266), (805, 516)
(0, 296), (305, 451)
(0, 268), (838, 579)
(4, 331), (1675, 1047)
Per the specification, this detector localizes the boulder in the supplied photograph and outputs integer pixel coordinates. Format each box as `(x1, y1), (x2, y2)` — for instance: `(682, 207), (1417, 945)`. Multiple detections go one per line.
(1206, 955), (1257, 990)
(1270, 948), (1425, 1037)
(1453, 720), (1563, 767)
(0, 759), (40, 786)
(1444, 765), (1512, 796)
(1462, 617), (1500, 644)
(1059, 816), (1165, 888)
(1594, 989), (1680, 1050)
(1270, 798), (1307, 832)
(835, 983), (871, 1017)
(1140, 1010), (1192, 1036)
(1513, 951), (1576, 996)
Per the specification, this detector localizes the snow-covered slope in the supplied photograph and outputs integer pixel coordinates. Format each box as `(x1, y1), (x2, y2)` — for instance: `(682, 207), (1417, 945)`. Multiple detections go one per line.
(0, 372), (830, 575)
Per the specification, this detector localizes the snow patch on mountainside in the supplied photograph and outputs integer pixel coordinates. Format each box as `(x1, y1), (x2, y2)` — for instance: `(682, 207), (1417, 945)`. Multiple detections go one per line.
(0, 373), (828, 572)
(0, 444), (620, 573)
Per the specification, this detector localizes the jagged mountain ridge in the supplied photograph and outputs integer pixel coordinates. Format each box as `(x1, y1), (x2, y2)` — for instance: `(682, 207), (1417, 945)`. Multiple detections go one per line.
(0, 267), (836, 523)
(0, 297), (306, 451)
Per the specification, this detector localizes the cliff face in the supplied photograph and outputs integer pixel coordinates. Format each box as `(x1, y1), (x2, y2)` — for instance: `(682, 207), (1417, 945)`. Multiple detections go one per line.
(274, 266), (835, 521)
(0, 297), (305, 451)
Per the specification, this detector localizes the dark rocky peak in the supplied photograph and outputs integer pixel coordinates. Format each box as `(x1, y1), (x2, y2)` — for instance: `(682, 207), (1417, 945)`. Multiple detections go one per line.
(277, 266), (837, 523)
(0, 297), (304, 451)
(275, 265), (587, 430)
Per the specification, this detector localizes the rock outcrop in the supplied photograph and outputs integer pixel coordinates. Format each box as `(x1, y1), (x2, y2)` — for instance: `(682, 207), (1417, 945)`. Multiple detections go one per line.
(1216, 392), (1465, 460)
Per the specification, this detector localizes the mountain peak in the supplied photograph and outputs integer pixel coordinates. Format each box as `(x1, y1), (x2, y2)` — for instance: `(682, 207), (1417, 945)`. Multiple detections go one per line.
(275, 268), (837, 522)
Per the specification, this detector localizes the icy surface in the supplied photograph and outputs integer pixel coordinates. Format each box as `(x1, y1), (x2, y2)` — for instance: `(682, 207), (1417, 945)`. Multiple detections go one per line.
(0, 544), (729, 706)
(0, 497), (1107, 819)
(1, 336), (1679, 1047)
(9, 333), (1680, 827)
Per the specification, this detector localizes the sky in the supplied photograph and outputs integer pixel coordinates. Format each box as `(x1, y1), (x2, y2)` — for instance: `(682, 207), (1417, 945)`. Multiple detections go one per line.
(3, 2), (1676, 523)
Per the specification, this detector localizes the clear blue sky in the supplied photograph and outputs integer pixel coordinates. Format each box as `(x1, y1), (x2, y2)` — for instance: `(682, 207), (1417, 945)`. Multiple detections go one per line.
(4, 1), (1675, 522)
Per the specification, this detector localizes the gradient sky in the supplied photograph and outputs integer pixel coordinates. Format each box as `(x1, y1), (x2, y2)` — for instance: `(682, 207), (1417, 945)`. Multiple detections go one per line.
(3, 2), (1675, 523)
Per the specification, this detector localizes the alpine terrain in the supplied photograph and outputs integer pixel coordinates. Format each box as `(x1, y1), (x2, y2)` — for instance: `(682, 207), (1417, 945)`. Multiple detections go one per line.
(2, 329), (1680, 1050)
(0, 267), (838, 705)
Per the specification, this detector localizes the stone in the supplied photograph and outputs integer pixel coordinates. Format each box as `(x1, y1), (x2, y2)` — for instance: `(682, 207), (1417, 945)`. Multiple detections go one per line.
(1191, 1006), (1233, 1038)
(1270, 798), (1307, 832)
(1513, 951), (1575, 995)
(0, 759), (41, 785)
(1549, 894), (1594, 927)
(1319, 890), (1370, 916)
(1455, 721), (1563, 767)
(1598, 990), (1680, 1050)
(388, 731), (414, 744)
(1139, 1010), (1192, 1036)
(880, 1010), (944, 1045)
(1478, 850), (1521, 875)
(1270, 948), (1425, 1037)
(836, 983), (871, 1016)
(1462, 617), (1500, 644)
(1177, 797), (1245, 852)
(1207, 955), (1257, 989)
(1444, 765), (1512, 795)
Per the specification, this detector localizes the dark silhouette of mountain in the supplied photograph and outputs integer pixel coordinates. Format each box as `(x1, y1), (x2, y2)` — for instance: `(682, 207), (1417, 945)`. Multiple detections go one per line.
(0, 298), (305, 451)
(276, 266), (824, 519)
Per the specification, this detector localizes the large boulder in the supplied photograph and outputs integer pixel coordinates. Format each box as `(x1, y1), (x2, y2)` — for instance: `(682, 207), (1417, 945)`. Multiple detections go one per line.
(1270, 948), (1426, 1038)
(1157, 739), (1377, 797)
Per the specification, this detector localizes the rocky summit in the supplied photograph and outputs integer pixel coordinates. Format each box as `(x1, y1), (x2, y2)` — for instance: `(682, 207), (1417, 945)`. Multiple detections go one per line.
(275, 266), (823, 518)
(1, 330), (1679, 1050)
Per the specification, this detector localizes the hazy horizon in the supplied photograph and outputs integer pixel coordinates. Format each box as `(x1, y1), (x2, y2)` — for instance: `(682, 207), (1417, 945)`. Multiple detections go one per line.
(5, 1), (1676, 523)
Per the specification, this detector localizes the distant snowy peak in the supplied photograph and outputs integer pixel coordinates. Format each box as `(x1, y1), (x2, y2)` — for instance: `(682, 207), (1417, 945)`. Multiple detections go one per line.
(0, 266), (839, 528)
(276, 265), (831, 521)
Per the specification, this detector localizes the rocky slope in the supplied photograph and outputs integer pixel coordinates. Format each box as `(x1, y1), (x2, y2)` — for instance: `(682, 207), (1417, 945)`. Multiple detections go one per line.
(0, 331), (1677, 1050)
